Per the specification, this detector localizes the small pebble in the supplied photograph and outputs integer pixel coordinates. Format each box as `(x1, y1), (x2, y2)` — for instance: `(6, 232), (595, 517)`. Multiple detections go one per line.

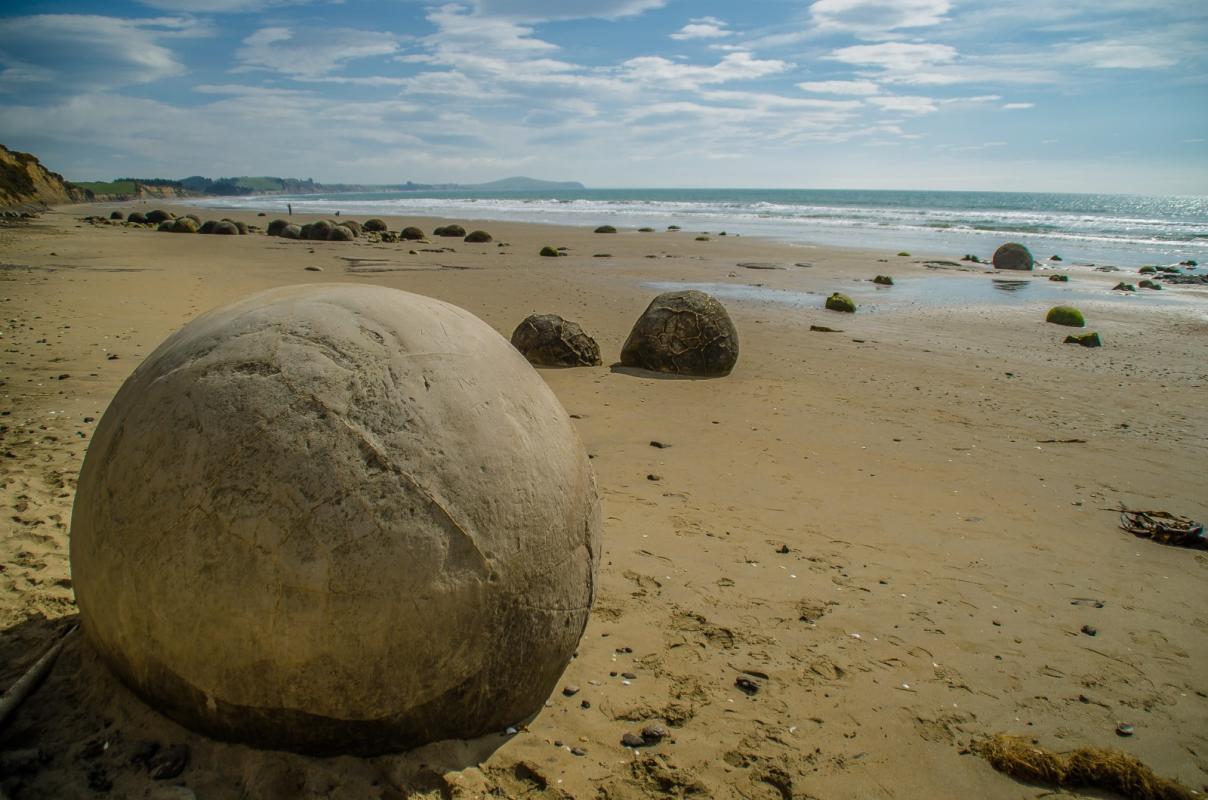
(580, 700), (591, 709)
(649, 441), (669, 448)
(305, 266), (323, 272)
(562, 684), (579, 697)
(641, 724), (670, 742)
(570, 747), (587, 757)
(646, 474), (661, 481)
(621, 733), (645, 748)
(622, 672), (637, 680)
(1081, 625), (1098, 637)
(735, 677), (761, 695)
(776, 544), (790, 554)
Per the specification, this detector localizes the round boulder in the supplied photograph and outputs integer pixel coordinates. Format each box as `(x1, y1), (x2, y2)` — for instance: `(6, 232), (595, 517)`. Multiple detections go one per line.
(1045, 306), (1085, 327)
(436, 225), (466, 238)
(212, 221), (240, 235)
(594, 225), (617, 234)
(267, 219), (290, 236)
(171, 218), (199, 234)
(327, 225), (354, 242)
(993, 242), (1033, 271)
(146, 210), (173, 224)
(127, 212), (147, 224)
(401, 226), (425, 241)
(221, 219), (249, 235)
(280, 224), (302, 240)
(363, 218), (388, 232)
(157, 220), (175, 232)
(511, 314), (602, 367)
(199, 220), (218, 234)
(110, 211), (125, 221)
(620, 290), (739, 376)
(305, 220), (335, 241)
(825, 293), (856, 313)
(464, 230), (492, 243)
(339, 220), (362, 236)
(70, 284), (601, 756)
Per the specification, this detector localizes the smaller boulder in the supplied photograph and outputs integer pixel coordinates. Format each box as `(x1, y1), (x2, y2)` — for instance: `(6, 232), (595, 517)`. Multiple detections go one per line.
(401, 226), (425, 240)
(1045, 306), (1084, 327)
(339, 220), (362, 236)
(327, 225), (354, 242)
(266, 219), (290, 236)
(1049, 255), (1062, 262)
(127, 212), (147, 224)
(695, 236), (710, 241)
(1064, 332), (1101, 348)
(960, 254), (981, 263)
(897, 251), (910, 257)
(825, 293), (856, 313)
(1112, 282), (1137, 292)
(280, 224), (302, 239)
(171, 218), (199, 234)
(305, 220), (334, 240)
(540, 246), (560, 257)
(667, 225), (681, 231)
(1138, 279), (1162, 290)
(146, 210), (173, 224)
(363, 218), (388, 232)
(157, 220), (175, 232)
(993, 242), (1033, 271)
(872, 275), (894, 286)
(435, 224), (466, 237)
(1049, 274), (1069, 282)
(199, 220), (218, 234)
(594, 225), (617, 234)
(510, 314), (602, 367)
(110, 211), (124, 220)
(212, 221), (240, 235)
(638, 227), (655, 232)
(1139, 266), (1156, 274)
(620, 290), (738, 376)
(464, 230), (493, 243)
(222, 219), (249, 235)
(184, 214), (202, 225)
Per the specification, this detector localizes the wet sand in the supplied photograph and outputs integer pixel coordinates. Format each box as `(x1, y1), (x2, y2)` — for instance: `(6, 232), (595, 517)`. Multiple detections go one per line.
(1, 204), (1206, 799)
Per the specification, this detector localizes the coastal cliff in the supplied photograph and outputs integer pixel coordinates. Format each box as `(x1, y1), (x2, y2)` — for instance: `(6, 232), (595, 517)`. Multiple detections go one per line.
(0, 144), (89, 215)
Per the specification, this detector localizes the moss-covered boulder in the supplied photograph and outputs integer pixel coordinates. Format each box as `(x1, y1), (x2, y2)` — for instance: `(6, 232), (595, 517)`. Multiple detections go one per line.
(540, 246), (560, 257)
(435, 224), (466, 238)
(1049, 255), (1062, 262)
(171, 218), (199, 233)
(109, 211), (124, 221)
(897, 251), (910, 257)
(184, 214), (201, 225)
(1139, 266), (1156, 274)
(825, 293), (856, 313)
(621, 290), (739, 376)
(401, 226), (425, 240)
(213, 221), (240, 236)
(222, 219), (249, 235)
(464, 230), (493, 243)
(1049, 274), (1069, 282)
(594, 225), (617, 234)
(638, 227), (655, 232)
(304, 220), (334, 240)
(667, 225), (681, 231)
(1112, 282), (1137, 292)
(127, 211), (147, 224)
(363, 218), (388, 232)
(327, 225), (354, 242)
(146, 210), (173, 224)
(993, 242), (1033, 270)
(157, 220), (175, 232)
(1138, 279), (1162, 290)
(281, 224), (302, 240)
(872, 275), (894, 286)
(266, 219), (289, 236)
(199, 220), (218, 234)
(339, 220), (362, 236)
(510, 314), (602, 367)
(695, 236), (710, 241)
(1045, 306), (1084, 327)
(1064, 332), (1101, 348)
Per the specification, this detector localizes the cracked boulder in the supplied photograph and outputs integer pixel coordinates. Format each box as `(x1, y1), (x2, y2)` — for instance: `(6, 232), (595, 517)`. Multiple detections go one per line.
(70, 284), (601, 756)
(620, 289), (739, 376)
(510, 314), (602, 367)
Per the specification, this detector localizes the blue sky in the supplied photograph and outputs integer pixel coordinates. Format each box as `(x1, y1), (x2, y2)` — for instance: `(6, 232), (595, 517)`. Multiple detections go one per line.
(1, 0), (1205, 193)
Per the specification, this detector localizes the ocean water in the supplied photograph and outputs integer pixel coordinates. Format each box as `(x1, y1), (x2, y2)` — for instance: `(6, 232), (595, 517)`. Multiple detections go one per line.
(199, 188), (1207, 268)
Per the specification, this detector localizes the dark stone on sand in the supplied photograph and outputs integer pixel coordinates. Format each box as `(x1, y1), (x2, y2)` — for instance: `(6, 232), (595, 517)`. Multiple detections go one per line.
(148, 744), (189, 780)
(171, 218), (199, 233)
(305, 266), (322, 272)
(825, 293), (856, 313)
(110, 211), (124, 220)
(1112, 282), (1137, 292)
(222, 219), (249, 235)
(738, 262), (783, 270)
(1045, 306), (1084, 327)
(435, 224), (466, 237)
(641, 724), (670, 742)
(281, 224), (302, 240)
(1138, 279), (1162, 290)
(339, 220), (362, 236)
(1139, 266), (1156, 274)
(621, 733), (646, 748)
(897, 251), (910, 257)
(303, 220), (334, 240)
(401, 226), (425, 240)
(1049, 255), (1062, 261)
(993, 242), (1034, 271)
(695, 236), (710, 241)
(562, 685), (580, 696)
(639, 227), (655, 232)
(873, 275), (894, 286)
(571, 746), (587, 756)
(809, 325), (842, 333)
(363, 218), (388, 232)
(511, 314), (602, 367)
(1049, 274), (1068, 282)
(267, 219), (290, 236)
(127, 211), (147, 224)
(540, 246), (560, 257)
(146, 210), (173, 224)
(464, 230), (493, 243)
(646, 474), (661, 482)
(594, 225), (617, 233)
(198, 220), (218, 234)
(650, 441), (669, 448)
(212, 221), (240, 235)
(620, 290), (739, 377)
(1080, 624), (1097, 636)
(734, 676), (761, 695)
(327, 225), (354, 242)
(1064, 332), (1101, 348)
(961, 254), (981, 263)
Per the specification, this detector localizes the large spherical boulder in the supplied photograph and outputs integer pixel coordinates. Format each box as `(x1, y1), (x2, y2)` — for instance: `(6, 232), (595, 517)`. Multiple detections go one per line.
(146, 210), (173, 224)
(401, 226), (425, 241)
(435, 224), (466, 238)
(157, 220), (175, 232)
(110, 211), (125, 221)
(363, 218), (388, 232)
(198, 220), (219, 234)
(267, 219), (290, 236)
(464, 230), (493, 243)
(1045, 306), (1085, 327)
(825, 293), (856, 313)
(327, 224), (354, 242)
(339, 220), (363, 236)
(993, 242), (1033, 271)
(221, 219), (249, 235)
(304, 220), (335, 241)
(280, 224), (302, 240)
(620, 290), (739, 376)
(127, 211), (148, 224)
(511, 314), (602, 367)
(70, 285), (600, 755)
(212, 221), (240, 235)
(171, 218), (199, 234)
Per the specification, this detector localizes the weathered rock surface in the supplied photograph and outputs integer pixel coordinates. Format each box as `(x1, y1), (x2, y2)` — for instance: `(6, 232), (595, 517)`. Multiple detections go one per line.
(511, 314), (602, 367)
(70, 284), (601, 755)
(620, 290), (739, 376)
(993, 242), (1034, 271)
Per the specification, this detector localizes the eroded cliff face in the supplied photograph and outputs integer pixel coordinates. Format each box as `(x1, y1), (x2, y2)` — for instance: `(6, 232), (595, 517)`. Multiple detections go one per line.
(0, 144), (88, 214)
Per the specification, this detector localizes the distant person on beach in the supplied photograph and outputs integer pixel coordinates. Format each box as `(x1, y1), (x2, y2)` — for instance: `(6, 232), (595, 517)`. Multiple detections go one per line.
(288, 203), (292, 216)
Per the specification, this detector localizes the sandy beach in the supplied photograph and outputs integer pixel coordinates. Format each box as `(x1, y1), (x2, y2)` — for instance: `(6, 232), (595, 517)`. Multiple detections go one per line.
(1, 204), (1206, 799)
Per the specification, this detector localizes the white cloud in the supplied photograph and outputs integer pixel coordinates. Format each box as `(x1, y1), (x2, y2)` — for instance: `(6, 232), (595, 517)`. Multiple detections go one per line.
(671, 17), (731, 41)
(810, 0), (950, 36)
(798, 79), (881, 95)
(1002, 102), (1034, 109)
(236, 26), (400, 78)
(471, 0), (666, 20)
(137, 0), (310, 10)
(621, 52), (790, 90)
(867, 94), (938, 114)
(1061, 40), (1177, 69)
(0, 14), (205, 91)
(829, 42), (958, 71)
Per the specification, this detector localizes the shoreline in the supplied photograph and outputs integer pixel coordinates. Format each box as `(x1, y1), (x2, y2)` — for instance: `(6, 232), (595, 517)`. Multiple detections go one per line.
(1, 202), (1206, 798)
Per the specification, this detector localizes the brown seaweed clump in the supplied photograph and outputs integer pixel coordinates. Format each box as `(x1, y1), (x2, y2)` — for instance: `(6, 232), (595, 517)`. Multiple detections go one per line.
(978, 734), (1194, 800)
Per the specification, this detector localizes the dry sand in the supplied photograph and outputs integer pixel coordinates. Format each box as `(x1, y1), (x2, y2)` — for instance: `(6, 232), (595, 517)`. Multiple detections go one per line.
(1, 204), (1206, 799)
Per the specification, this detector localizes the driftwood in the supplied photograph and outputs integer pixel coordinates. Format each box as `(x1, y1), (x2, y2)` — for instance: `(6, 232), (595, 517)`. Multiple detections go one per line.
(0, 625), (77, 730)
